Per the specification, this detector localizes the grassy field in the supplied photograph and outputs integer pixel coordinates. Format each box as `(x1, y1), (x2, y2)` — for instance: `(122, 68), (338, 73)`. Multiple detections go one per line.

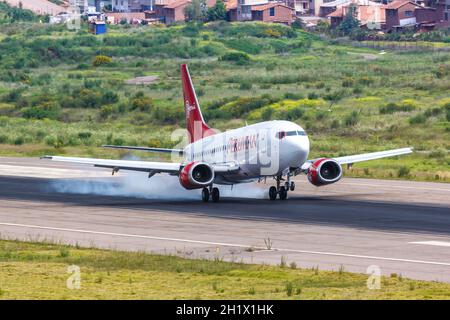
(0, 240), (449, 299)
(0, 20), (448, 181)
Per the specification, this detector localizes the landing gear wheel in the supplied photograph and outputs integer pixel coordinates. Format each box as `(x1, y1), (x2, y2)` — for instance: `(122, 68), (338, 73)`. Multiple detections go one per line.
(269, 186), (277, 201)
(290, 181), (295, 191)
(202, 188), (210, 202)
(211, 187), (220, 202)
(279, 186), (288, 200)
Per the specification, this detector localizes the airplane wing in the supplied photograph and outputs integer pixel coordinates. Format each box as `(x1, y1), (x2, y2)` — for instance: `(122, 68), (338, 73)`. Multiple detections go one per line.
(301, 147), (413, 170)
(333, 147), (413, 165)
(102, 145), (184, 156)
(42, 156), (181, 175)
(42, 156), (240, 175)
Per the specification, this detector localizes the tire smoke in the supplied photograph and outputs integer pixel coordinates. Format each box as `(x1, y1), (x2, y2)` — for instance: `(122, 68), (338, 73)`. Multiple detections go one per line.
(49, 171), (267, 200)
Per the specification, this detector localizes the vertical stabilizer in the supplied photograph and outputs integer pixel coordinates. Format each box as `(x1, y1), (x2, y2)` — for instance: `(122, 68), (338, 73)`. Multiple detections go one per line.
(181, 64), (214, 143)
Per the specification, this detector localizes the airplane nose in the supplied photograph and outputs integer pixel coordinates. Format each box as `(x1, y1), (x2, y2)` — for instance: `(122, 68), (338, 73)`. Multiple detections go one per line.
(287, 136), (309, 168)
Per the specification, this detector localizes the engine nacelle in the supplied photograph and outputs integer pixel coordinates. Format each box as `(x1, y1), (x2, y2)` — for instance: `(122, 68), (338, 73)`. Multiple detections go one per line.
(179, 162), (214, 190)
(307, 158), (342, 186)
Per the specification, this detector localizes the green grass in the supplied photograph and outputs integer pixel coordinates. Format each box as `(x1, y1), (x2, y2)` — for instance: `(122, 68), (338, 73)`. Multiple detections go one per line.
(0, 21), (448, 182)
(1, 240), (450, 299)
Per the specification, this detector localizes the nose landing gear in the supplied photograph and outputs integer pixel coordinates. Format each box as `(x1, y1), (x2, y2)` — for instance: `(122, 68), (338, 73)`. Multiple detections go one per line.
(269, 176), (291, 200)
(269, 175), (292, 200)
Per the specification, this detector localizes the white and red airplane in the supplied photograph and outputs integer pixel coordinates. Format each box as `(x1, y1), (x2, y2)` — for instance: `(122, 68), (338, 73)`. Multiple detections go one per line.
(44, 64), (413, 202)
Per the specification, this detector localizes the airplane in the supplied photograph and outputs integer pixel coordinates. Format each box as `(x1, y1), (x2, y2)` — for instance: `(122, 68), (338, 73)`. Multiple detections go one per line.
(43, 64), (413, 202)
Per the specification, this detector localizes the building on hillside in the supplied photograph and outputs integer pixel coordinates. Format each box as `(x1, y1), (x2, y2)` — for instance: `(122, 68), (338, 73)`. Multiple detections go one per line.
(384, 0), (449, 31)
(227, 0), (294, 23)
(110, 0), (158, 12)
(146, 0), (216, 24)
(70, 0), (89, 12)
(286, 0), (314, 15)
(106, 11), (146, 23)
(326, 0), (386, 29)
(156, 0), (191, 24)
(251, 2), (295, 23)
(384, 0), (421, 29)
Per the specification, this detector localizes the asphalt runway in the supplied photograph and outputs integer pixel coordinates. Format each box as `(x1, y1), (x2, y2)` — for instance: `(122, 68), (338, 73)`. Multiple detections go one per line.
(0, 157), (449, 282)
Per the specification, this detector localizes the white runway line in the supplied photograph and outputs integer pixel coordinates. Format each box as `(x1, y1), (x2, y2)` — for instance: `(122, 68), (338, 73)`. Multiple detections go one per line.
(410, 241), (450, 247)
(2, 222), (450, 267)
(0, 164), (107, 179)
(339, 182), (450, 192)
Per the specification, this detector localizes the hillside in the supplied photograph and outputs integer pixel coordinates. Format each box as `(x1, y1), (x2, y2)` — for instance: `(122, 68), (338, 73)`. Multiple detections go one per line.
(0, 21), (448, 181)
(3, 0), (64, 15)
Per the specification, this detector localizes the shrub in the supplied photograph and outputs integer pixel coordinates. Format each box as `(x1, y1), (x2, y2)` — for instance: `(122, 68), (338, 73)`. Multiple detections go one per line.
(342, 77), (355, 88)
(409, 113), (427, 124)
(78, 132), (92, 140)
(102, 91), (119, 105)
(131, 97), (153, 112)
(13, 136), (24, 145)
(380, 101), (416, 114)
(429, 148), (447, 158)
(220, 52), (250, 65)
(307, 92), (319, 100)
(285, 107), (303, 121)
(397, 166), (410, 178)
(261, 107), (273, 120)
(285, 282), (293, 297)
(100, 105), (115, 119)
(93, 55), (113, 67)
(22, 102), (59, 120)
(344, 111), (359, 126)
(239, 81), (252, 90)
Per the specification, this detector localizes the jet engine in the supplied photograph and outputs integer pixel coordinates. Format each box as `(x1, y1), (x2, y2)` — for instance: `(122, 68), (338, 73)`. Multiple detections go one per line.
(179, 162), (215, 189)
(307, 158), (342, 186)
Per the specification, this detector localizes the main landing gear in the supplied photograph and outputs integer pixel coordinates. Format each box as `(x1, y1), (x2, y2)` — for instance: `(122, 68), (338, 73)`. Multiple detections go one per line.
(202, 186), (220, 203)
(269, 175), (295, 201)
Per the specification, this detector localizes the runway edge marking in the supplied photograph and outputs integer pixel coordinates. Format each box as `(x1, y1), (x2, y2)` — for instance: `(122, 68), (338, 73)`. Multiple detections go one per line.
(410, 241), (450, 247)
(2, 222), (450, 267)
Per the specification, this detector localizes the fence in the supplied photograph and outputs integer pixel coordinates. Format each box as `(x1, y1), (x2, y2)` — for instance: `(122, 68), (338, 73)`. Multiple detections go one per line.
(328, 37), (450, 52)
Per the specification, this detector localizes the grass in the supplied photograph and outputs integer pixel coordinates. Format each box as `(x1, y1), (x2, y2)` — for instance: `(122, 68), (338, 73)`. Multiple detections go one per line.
(0, 240), (450, 299)
(0, 21), (448, 182)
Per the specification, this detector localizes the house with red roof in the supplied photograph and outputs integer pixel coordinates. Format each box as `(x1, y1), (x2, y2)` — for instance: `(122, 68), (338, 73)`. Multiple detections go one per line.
(227, 1), (294, 24)
(384, 0), (448, 31)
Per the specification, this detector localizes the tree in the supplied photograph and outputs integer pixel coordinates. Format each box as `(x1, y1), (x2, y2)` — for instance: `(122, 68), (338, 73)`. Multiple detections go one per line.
(184, 0), (207, 22)
(206, 0), (227, 21)
(338, 4), (360, 36)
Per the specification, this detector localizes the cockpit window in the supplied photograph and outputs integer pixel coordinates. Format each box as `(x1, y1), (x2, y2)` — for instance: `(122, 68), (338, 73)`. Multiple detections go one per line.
(276, 130), (306, 139)
(276, 131), (286, 139)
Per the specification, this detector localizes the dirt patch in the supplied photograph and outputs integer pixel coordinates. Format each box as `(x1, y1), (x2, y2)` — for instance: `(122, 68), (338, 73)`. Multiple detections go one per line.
(4, 0), (65, 15)
(124, 76), (158, 85)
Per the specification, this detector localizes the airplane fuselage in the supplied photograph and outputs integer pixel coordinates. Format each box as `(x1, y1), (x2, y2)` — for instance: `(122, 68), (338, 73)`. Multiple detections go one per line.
(184, 120), (310, 184)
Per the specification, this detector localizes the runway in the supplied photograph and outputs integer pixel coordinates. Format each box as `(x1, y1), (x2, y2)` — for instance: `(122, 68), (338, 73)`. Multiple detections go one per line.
(0, 157), (449, 282)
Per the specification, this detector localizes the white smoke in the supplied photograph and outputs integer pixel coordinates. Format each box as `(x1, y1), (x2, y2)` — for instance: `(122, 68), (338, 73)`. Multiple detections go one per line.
(49, 171), (268, 200)
(49, 172), (199, 200)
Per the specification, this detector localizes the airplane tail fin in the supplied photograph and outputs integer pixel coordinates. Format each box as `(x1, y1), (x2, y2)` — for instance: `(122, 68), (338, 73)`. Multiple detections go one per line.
(181, 64), (214, 143)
